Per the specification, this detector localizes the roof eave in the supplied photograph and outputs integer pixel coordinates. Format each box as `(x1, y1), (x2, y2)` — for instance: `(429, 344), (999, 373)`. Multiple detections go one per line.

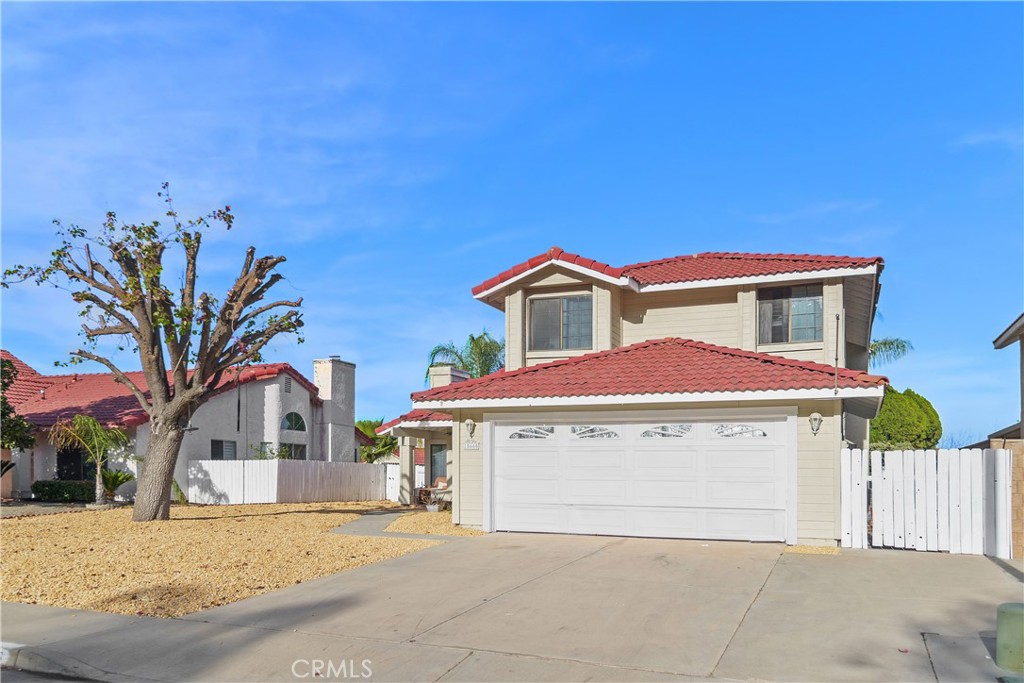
(472, 261), (630, 302)
(414, 386), (886, 411)
(378, 420), (453, 437)
(994, 313), (1024, 349)
(631, 264), (879, 293)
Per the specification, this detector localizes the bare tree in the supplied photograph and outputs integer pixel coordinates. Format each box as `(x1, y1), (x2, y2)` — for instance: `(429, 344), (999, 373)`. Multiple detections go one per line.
(4, 185), (303, 521)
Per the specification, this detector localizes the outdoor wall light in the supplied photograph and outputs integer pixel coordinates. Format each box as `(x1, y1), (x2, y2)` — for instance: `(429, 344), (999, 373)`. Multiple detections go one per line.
(809, 412), (823, 436)
(464, 418), (476, 438)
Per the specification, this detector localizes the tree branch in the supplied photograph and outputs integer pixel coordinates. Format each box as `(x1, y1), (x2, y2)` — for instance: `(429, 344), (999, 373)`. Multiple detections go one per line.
(71, 349), (152, 416)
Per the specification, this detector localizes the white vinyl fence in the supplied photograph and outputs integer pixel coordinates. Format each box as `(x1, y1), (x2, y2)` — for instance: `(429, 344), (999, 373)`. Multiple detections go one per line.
(840, 449), (1013, 558)
(384, 463), (425, 502)
(188, 460), (387, 505)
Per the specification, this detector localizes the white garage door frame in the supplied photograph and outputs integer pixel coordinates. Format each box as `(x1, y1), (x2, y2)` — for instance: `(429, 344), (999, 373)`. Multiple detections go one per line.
(481, 406), (798, 544)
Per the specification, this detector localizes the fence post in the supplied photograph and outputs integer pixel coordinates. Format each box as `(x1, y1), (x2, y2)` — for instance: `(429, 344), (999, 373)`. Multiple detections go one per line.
(841, 449), (852, 547)
(995, 449), (1011, 559)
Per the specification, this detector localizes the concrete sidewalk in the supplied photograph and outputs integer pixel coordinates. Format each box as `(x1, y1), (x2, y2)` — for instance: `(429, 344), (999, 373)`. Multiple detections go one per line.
(2, 531), (1021, 683)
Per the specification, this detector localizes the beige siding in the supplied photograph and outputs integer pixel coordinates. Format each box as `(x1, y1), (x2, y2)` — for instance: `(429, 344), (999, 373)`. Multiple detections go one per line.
(505, 290), (524, 371)
(620, 287), (740, 347)
(796, 400), (842, 545)
(453, 409), (485, 528)
(594, 283), (614, 352)
(737, 286), (757, 350)
(519, 268), (589, 289)
(610, 287), (622, 348)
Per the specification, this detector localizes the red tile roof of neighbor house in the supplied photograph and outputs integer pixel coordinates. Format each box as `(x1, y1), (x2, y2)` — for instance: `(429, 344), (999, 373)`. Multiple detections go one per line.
(471, 246), (883, 295)
(377, 409), (453, 434)
(1, 350), (56, 406)
(1, 351), (321, 429)
(412, 338), (887, 403)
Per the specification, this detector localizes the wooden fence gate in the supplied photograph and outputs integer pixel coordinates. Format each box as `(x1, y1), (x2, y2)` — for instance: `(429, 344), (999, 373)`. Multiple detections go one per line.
(840, 448), (1013, 558)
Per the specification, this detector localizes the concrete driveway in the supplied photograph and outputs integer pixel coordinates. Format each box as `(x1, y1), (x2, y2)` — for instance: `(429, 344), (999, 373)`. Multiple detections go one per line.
(3, 530), (1021, 682)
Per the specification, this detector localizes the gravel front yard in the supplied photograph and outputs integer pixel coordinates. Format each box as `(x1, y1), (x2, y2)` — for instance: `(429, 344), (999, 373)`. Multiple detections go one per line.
(385, 510), (485, 536)
(1, 502), (437, 618)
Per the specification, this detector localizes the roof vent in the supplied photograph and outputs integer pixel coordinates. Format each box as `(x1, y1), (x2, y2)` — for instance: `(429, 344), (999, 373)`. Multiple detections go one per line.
(284, 376), (293, 393)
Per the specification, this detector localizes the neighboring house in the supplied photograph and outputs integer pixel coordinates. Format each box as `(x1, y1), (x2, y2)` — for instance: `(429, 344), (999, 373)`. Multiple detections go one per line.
(386, 247), (889, 547)
(1, 351), (362, 499)
(967, 313), (1023, 558)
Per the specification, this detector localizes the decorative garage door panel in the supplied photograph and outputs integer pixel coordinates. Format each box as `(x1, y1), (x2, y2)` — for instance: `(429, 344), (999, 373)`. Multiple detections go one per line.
(494, 419), (788, 541)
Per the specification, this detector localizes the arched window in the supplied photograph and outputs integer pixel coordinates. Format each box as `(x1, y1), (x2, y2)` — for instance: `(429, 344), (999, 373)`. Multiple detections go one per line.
(281, 412), (306, 431)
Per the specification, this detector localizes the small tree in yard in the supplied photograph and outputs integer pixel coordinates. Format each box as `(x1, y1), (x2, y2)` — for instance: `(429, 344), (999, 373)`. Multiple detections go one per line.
(1, 359), (34, 451)
(355, 418), (398, 463)
(3, 185), (303, 521)
(49, 415), (129, 503)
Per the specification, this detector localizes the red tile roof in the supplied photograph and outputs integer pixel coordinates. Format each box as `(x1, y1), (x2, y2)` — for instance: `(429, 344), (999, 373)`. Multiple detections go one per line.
(3, 352), (321, 429)
(412, 338), (887, 403)
(622, 252), (883, 286)
(1, 351), (58, 406)
(377, 409), (453, 434)
(471, 246), (624, 296)
(471, 247), (882, 295)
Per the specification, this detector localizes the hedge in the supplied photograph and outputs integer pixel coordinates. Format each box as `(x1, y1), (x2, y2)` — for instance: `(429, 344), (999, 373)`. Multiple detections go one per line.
(31, 480), (96, 503)
(870, 385), (943, 450)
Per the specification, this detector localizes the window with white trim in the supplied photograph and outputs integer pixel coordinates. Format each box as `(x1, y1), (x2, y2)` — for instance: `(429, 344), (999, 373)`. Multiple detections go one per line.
(570, 425), (619, 439)
(640, 424), (693, 438)
(281, 412), (306, 431)
(757, 284), (823, 344)
(529, 294), (593, 351)
(712, 423), (768, 438)
(508, 426), (555, 440)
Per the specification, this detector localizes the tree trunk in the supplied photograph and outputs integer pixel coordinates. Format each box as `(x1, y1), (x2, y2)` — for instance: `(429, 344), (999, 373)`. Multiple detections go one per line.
(132, 427), (185, 521)
(95, 461), (104, 503)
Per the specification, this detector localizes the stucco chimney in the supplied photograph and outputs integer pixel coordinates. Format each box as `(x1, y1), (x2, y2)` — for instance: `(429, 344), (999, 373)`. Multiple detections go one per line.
(313, 357), (356, 462)
(428, 365), (471, 389)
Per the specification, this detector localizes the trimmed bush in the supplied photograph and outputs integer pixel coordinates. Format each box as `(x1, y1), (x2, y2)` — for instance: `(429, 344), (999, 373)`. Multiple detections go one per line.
(870, 385), (943, 450)
(31, 479), (96, 503)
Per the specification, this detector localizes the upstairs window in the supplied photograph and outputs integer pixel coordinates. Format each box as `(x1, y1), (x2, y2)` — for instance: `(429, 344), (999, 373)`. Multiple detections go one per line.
(529, 294), (593, 351)
(758, 284), (823, 344)
(281, 412), (306, 431)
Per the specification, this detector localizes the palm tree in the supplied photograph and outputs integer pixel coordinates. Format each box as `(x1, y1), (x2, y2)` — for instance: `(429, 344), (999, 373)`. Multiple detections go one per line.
(869, 337), (914, 368)
(48, 415), (130, 503)
(427, 330), (505, 379)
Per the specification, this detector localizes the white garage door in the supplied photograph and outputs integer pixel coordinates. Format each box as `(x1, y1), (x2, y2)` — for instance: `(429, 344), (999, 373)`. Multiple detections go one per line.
(493, 417), (790, 542)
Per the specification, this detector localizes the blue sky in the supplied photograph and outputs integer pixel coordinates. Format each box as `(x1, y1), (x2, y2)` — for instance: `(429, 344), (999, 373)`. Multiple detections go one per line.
(2, 2), (1021, 443)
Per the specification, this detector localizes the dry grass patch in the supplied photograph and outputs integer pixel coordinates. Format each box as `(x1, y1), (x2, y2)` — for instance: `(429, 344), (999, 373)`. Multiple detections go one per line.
(1, 502), (437, 618)
(385, 510), (485, 537)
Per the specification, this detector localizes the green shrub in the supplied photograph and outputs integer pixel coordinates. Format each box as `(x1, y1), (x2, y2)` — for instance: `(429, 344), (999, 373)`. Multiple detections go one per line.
(904, 389), (942, 448)
(870, 385), (943, 450)
(30, 479), (96, 502)
(101, 469), (135, 501)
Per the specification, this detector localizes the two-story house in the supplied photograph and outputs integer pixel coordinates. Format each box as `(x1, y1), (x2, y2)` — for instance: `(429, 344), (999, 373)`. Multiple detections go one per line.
(384, 247), (888, 546)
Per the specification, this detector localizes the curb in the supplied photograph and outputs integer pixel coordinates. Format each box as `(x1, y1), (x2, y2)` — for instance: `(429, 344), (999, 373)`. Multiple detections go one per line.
(1, 641), (154, 682)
